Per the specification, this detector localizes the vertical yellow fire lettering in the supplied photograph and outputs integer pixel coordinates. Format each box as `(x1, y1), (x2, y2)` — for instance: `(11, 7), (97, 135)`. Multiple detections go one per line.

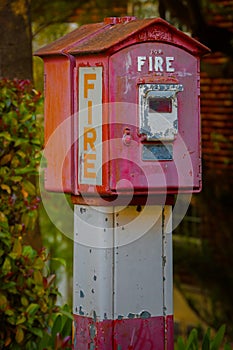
(84, 127), (97, 151)
(83, 127), (97, 178)
(83, 73), (97, 180)
(87, 100), (93, 125)
(84, 74), (96, 98)
(84, 153), (96, 179)
(79, 68), (102, 185)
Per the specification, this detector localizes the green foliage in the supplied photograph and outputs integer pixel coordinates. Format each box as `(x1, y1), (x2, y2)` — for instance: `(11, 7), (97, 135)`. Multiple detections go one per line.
(175, 325), (232, 350)
(38, 304), (73, 350)
(0, 232), (60, 349)
(0, 78), (43, 238)
(0, 78), (73, 349)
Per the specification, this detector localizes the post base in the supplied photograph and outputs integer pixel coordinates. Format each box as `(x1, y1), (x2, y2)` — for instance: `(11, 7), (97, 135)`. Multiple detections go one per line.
(74, 314), (174, 350)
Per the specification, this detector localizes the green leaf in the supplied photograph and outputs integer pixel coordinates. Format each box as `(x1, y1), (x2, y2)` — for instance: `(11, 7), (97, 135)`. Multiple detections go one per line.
(22, 180), (36, 196)
(22, 245), (37, 260)
(61, 318), (73, 338)
(0, 293), (8, 310)
(186, 328), (198, 349)
(16, 150), (26, 159)
(16, 315), (27, 325)
(51, 314), (63, 339)
(12, 238), (22, 257)
(33, 270), (43, 285)
(14, 138), (28, 147)
(1, 281), (16, 292)
(2, 256), (12, 275)
(33, 257), (44, 270)
(16, 326), (24, 344)
(31, 138), (41, 145)
(51, 257), (66, 267)
(21, 296), (29, 307)
(38, 331), (51, 350)
(14, 166), (37, 175)
(11, 175), (23, 182)
(210, 325), (226, 350)
(5, 309), (14, 316)
(0, 211), (8, 223)
(0, 154), (12, 165)
(59, 308), (74, 321)
(176, 336), (186, 350)
(25, 340), (38, 350)
(20, 111), (32, 122)
(26, 303), (40, 317)
(0, 131), (13, 141)
(7, 315), (17, 325)
(29, 327), (43, 338)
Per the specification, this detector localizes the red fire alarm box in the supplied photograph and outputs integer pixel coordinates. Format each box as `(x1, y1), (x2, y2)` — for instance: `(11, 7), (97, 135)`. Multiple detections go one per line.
(35, 17), (210, 198)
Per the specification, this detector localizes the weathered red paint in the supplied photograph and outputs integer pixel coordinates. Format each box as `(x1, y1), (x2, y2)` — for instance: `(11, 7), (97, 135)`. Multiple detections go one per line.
(73, 314), (173, 349)
(35, 17), (210, 196)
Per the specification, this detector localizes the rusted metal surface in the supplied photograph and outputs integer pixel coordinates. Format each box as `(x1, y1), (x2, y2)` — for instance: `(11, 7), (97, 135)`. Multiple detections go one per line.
(35, 17), (209, 58)
(107, 41), (204, 194)
(68, 17), (209, 56)
(35, 22), (108, 56)
(35, 17), (210, 195)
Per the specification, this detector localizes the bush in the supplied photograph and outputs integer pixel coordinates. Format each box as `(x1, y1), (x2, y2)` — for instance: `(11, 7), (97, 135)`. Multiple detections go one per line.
(0, 78), (42, 236)
(0, 78), (73, 349)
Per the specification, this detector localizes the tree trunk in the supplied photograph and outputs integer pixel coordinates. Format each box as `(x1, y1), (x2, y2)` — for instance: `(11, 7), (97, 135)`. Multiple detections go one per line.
(0, 0), (32, 80)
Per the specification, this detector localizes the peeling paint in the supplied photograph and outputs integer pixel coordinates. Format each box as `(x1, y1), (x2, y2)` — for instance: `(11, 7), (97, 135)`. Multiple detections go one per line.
(140, 310), (151, 319)
(93, 310), (97, 322)
(80, 207), (86, 214)
(139, 83), (183, 141)
(80, 290), (85, 298)
(79, 306), (84, 315)
(73, 314), (174, 349)
(163, 255), (167, 266)
(89, 323), (96, 339)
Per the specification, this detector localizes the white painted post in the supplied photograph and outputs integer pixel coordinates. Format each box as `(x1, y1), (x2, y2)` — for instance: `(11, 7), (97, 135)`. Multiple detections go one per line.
(73, 204), (173, 349)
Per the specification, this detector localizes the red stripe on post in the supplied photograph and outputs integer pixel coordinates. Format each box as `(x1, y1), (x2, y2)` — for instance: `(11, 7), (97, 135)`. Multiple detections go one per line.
(73, 314), (174, 349)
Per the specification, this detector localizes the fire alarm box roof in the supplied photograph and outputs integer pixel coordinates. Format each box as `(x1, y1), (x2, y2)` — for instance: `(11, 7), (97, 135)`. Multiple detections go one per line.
(34, 22), (108, 56)
(35, 17), (210, 58)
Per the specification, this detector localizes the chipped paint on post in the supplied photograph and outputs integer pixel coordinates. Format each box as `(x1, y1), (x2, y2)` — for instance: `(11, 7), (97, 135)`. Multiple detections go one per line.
(73, 205), (173, 349)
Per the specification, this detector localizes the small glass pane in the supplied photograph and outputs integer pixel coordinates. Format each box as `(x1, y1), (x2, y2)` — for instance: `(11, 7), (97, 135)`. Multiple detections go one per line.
(148, 97), (172, 113)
